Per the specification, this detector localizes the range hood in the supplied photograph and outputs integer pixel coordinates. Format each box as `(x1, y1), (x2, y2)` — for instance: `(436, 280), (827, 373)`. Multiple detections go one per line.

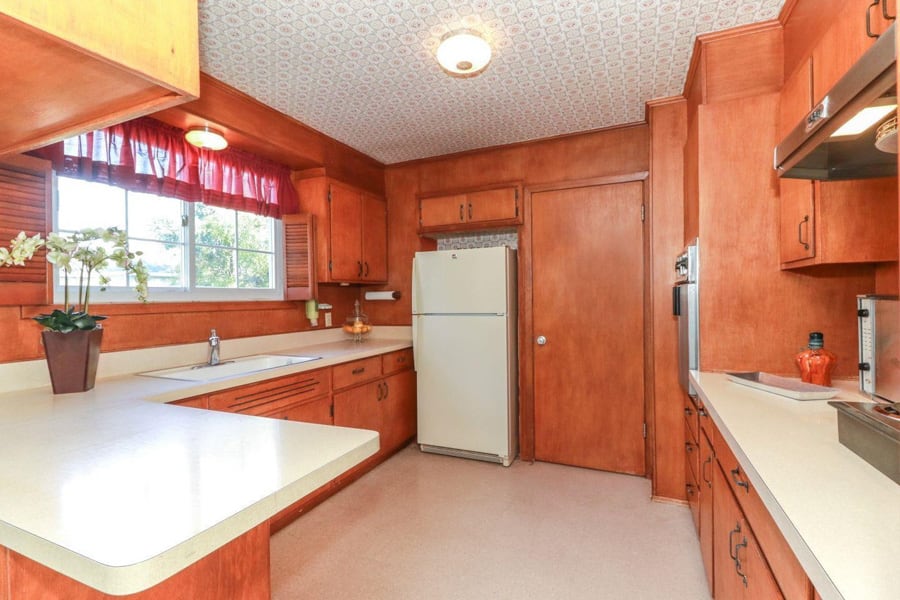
(775, 23), (897, 180)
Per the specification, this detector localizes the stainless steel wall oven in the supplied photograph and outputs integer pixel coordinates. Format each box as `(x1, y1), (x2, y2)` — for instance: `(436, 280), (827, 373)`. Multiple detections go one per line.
(673, 240), (699, 396)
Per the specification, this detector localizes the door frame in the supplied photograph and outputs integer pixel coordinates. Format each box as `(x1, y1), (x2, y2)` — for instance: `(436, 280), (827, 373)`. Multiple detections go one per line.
(518, 172), (650, 466)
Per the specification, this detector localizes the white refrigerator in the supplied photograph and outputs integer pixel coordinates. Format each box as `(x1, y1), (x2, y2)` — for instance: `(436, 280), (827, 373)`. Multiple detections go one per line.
(412, 246), (518, 467)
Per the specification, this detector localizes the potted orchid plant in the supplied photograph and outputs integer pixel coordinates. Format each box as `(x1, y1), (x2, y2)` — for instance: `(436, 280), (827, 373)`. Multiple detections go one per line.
(1, 228), (148, 393)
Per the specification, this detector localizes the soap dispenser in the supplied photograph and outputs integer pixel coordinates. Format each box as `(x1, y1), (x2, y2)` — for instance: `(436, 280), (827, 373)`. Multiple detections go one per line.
(795, 332), (837, 387)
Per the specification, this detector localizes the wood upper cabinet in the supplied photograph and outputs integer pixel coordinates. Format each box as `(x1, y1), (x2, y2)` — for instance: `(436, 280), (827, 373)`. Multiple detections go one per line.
(0, 155), (52, 306)
(0, 1), (199, 156)
(294, 173), (387, 284)
(418, 184), (522, 234)
(778, 59), (898, 269)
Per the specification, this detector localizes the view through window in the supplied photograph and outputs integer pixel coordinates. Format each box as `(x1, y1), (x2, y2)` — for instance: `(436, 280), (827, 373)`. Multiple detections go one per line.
(55, 177), (282, 302)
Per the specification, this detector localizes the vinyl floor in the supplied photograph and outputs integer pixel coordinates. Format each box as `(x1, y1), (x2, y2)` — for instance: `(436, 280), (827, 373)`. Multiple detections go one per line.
(271, 444), (712, 600)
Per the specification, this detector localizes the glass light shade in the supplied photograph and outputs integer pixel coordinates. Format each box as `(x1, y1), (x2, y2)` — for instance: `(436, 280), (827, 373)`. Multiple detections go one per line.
(830, 104), (897, 138)
(184, 126), (228, 150)
(436, 30), (491, 78)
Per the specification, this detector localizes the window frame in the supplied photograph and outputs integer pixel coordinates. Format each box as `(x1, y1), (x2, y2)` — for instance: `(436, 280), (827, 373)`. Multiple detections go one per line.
(51, 174), (286, 304)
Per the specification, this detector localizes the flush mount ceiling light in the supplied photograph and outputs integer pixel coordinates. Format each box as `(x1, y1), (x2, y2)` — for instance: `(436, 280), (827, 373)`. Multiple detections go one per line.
(436, 29), (492, 78)
(184, 125), (228, 151)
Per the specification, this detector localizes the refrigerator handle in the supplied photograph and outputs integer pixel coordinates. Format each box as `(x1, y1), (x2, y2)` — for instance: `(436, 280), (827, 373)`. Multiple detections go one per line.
(412, 316), (419, 371)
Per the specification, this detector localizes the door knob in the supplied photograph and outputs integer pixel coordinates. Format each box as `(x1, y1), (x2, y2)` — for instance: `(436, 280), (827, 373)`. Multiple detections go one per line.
(536, 335), (547, 345)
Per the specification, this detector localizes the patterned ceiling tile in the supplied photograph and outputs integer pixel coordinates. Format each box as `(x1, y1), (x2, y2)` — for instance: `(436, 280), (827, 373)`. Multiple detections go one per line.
(198, 0), (785, 164)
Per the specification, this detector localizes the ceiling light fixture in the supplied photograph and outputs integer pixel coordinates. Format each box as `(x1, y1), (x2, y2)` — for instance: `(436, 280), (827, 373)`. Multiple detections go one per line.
(184, 125), (228, 151)
(436, 29), (492, 78)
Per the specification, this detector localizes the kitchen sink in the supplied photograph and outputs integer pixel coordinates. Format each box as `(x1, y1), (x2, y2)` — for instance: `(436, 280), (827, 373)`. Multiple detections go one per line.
(139, 354), (321, 382)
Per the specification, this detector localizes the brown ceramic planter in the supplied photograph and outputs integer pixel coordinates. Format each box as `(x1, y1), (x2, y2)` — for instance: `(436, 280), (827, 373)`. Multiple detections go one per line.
(41, 328), (103, 394)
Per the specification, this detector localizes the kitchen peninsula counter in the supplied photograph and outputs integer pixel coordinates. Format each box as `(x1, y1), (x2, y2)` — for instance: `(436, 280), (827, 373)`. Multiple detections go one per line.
(691, 371), (899, 600)
(0, 333), (411, 595)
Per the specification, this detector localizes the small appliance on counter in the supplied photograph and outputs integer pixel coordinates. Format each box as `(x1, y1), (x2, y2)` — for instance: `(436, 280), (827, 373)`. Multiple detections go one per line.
(828, 295), (900, 484)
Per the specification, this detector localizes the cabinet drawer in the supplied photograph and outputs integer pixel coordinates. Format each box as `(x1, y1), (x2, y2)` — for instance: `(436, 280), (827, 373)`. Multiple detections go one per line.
(382, 348), (413, 375)
(685, 436), (700, 484)
(684, 394), (700, 442)
(715, 433), (812, 600)
(686, 465), (700, 532)
(332, 356), (383, 390)
(209, 368), (331, 415)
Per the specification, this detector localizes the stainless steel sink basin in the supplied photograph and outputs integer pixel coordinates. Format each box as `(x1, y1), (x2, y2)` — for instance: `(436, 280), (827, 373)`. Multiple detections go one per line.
(139, 354), (321, 382)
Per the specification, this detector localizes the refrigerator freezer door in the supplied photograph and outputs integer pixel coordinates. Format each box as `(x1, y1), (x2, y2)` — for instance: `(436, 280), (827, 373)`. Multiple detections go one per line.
(412, 247), (509, 315)
(415, 314), (512, 458)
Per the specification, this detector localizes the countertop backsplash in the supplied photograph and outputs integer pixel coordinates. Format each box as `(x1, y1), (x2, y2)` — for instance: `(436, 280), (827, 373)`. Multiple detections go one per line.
(436, 230), (518, 250)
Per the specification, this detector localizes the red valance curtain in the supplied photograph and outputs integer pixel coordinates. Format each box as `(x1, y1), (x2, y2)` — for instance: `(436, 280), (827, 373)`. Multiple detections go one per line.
(32, 118), (298, 218)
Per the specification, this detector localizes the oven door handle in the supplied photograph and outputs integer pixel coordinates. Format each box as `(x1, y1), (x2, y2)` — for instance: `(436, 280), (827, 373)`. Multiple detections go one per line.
(672, 285), (681, 316)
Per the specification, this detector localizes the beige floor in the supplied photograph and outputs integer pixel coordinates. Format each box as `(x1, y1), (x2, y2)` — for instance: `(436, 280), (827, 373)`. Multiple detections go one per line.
(271, 445), (712, 600)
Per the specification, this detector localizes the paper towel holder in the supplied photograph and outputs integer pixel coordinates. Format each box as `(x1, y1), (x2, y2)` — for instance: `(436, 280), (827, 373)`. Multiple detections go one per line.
(364, 290), (401, 301)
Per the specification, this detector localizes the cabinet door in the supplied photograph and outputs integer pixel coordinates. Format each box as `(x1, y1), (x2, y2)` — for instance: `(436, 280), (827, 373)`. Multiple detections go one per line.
(779, 179), (816, 264)
(778, 59), (811, 140)
(361, 193), (387, 282)
(267, 395), (332, 425)
(699, 431), (715, 594)
(419, 194), (466, 228)
(283, 213), (317, 300)
(466, 187), (519, 224)
(812, 0), (883, 102)
(380, 369), (416, 454)
(334, 381), (382, 433)
(817, 178), (898, 263)
(328, 182), (363, 281)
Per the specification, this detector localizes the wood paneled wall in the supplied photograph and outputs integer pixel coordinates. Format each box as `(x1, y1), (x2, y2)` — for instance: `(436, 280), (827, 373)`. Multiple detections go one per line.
(696, 93), (875, 378)
(646, 97), (688, 501)
(0, 286), (359, 363)
(366, 125), (650, 326)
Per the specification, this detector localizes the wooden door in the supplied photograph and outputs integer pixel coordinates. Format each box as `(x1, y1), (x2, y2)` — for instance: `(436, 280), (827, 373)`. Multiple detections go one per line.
(419, 194), (466, 228)
(361, 192), (388, 282)
(779, 179), (816, 264)
(466, 187), (519, 224)
(532, 181), (645, 474)
(328, 182), (362, 281)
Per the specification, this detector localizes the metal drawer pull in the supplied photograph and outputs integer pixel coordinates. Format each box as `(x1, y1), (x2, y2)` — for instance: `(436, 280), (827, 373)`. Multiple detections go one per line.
(684, 407), (694, 417)
(798, 215), (810, 250)
(376, 382), (384, 401)
(357, 261), (363, 277)
(685, 442), (695, 453)
(697, 407), (707, 417)
(352, 367), (365, 375)
(884, 0), (896, 20)
(731, 467), (750, 492)
(868, 0), (881, 37)
(383, 381), (389, 399)
(734, 538), (749, 587)
(728, 522), (742, 560)
(459, 204), (465, 221)
(468, 202), (473, 219)
(364, 262), (369, 277)
(702, 456), (712, 488)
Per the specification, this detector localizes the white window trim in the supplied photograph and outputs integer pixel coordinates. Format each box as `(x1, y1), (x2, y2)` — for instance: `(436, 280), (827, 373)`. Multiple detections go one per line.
(52, 174), (286, 305)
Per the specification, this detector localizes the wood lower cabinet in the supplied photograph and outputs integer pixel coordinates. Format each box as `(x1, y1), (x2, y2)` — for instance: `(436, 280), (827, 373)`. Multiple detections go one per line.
(0, 1), (198, 156)
(2, 523), (269, 599)
(380, 369), (416, 453)
(168, 395), (209, 409)
(713, 464), (784, 600)
(418, 183), (522, 234)
(695, 415), (813, 600)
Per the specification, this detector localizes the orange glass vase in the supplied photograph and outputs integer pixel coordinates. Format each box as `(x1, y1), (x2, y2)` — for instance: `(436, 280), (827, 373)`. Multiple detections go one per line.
(795, 332), (836, 387)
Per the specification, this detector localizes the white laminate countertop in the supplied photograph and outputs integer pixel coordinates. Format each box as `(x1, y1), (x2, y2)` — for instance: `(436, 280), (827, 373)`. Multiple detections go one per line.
(0, 332), (412, 595)
(690, 371), (900, 600)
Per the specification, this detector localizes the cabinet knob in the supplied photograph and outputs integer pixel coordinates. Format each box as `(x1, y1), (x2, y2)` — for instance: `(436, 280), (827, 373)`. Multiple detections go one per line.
(536, 335), (547, 346)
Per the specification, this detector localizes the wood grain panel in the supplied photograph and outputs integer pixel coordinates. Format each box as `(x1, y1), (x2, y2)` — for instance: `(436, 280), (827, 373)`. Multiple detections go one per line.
(778, 58), (812, 141)
(5, 523), (269, 599)
(155, 74), (386, 194)
(0, 155), (51, 306)
(419, 194), (466, 228)
(466, 186), (519, 223)
(531, 181), (646, 474)
(361, 193), (388, 282)
(697, 93), (875, 378)
(816, 178), (898, 263)
(646, 98), (688, 501)
(329, 181), (364, 281)
(263, 394), (332, 425)
(702, 22), (784, 103)
(381, 348), (414, 375)
(333, 381), (381, 432)
(0, 546), (8, 600)
(780, 0), (846, 78)
(208, 368), (331, 415)
(168, 395), (208, 409)
(812, 0), (884, 102)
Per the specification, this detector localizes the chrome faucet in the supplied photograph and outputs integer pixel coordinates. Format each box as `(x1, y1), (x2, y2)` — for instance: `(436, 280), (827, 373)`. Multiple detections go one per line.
(208, 329), (221, 366)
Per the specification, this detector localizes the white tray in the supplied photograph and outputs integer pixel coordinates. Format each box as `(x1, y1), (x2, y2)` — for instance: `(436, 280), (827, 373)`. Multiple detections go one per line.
(726, 371), (840, 400)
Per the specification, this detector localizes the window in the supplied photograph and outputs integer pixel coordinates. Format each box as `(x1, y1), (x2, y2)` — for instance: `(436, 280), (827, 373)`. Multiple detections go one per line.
(54, 177), (283, 302)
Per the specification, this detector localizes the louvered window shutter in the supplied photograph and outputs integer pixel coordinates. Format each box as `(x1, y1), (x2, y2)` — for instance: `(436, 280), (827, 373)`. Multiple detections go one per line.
(0, 155), (51, 305)
(283, 213), (317, 301)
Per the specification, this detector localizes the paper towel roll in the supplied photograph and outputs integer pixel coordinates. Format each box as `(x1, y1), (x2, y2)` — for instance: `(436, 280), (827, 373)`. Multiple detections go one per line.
(364, 290), (401, 301)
